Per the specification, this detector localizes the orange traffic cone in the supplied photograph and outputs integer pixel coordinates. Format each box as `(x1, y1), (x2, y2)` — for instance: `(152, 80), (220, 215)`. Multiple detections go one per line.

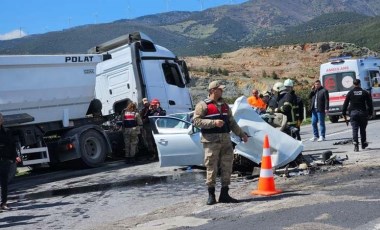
(251, 135), (282, 196)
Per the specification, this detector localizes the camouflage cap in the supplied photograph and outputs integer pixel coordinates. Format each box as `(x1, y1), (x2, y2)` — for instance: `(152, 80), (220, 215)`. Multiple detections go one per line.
(208, 80), (226, 90)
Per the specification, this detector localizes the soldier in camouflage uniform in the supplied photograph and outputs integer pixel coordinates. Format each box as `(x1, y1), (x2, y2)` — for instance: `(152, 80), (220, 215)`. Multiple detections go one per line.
(122, 102), (143, 164)
(193, 80), (248, 205)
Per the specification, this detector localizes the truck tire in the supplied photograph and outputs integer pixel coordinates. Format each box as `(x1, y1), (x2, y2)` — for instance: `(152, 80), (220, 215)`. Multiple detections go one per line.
(79, 130), (107, 167)
(329, 115), (339, 123)
(8, 162), (17, 183)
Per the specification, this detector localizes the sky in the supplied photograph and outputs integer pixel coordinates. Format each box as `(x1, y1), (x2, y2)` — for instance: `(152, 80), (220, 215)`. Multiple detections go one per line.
(0, 0), (248, 40)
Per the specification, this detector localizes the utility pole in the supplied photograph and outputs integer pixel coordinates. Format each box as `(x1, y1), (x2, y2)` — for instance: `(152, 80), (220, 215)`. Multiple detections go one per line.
(126, 0), (132, 19)
(94, 13), (98, 24)
(199, 0), (204, 11)
(68, 17), (72, 28)
(166, 0), (171, 12)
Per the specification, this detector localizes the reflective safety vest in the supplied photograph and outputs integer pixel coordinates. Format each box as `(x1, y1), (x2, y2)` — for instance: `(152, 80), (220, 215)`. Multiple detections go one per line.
(123, 111), (137, 128)
(201, 99), (231, 134)
(283, 102), (298, 125)
(278, 92), (299, 126)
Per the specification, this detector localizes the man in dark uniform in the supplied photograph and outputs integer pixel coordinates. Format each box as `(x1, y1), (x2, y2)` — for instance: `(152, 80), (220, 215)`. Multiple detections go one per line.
(0, 113), (20, 210)
(342, 79), (373, 152)
(193, 80), (248, 205)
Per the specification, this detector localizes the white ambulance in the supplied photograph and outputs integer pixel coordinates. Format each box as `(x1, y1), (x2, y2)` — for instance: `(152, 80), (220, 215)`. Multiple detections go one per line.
(320, 57), (380, 122)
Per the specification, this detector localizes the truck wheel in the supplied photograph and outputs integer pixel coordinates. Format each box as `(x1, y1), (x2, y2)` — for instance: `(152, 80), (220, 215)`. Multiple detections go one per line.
(8, 162), (17, 183)
(329, 115), (339, 123)
(79, 130), (107, 167)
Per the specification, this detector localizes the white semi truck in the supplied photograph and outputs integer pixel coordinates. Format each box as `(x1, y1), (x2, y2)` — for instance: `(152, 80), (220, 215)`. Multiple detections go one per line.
(320, 56), (380, 122)
(0, 32), (193, 175)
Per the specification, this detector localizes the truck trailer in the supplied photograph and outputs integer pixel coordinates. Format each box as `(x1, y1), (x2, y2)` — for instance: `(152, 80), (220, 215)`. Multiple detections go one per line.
(320, 56), (380, 122)
(0, 32), (193, 178)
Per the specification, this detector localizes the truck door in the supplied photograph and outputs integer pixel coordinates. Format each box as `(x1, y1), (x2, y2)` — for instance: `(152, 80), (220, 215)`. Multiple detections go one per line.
(141, 60), (169, 109)
(141, 60), (192, 114)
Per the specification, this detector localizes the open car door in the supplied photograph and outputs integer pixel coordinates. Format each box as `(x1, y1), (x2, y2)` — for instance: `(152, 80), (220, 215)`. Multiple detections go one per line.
(148, 116), (204, 167)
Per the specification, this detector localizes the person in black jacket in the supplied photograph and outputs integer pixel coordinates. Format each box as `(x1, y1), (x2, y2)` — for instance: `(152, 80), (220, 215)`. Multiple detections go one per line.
(309, 80), (329, 142)
(0, 113), (20, 210)
(342, 79), (373, 152)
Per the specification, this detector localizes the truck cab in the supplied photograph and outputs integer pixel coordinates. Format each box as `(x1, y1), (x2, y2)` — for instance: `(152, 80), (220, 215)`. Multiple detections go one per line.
(92, 32), (193, 116)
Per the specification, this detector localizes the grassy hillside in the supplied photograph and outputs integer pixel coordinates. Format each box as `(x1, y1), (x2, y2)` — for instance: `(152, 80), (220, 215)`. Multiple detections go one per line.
(264, 13), (380, 51)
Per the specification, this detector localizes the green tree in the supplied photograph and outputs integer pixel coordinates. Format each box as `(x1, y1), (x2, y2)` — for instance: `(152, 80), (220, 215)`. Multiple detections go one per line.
(262, 70), (268, 78)
(296, 87), (311, 117)
(271, 71), (279, 79)
(222, 69), (229, 76)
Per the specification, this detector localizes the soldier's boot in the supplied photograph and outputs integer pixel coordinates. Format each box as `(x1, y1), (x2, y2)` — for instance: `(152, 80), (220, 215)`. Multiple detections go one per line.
(218, 186), (238, 203)
(353, 142), (359, 152)
(125, 157), (135, 164)
(207, 187), (217, 205)
(362, 142), (368, 149)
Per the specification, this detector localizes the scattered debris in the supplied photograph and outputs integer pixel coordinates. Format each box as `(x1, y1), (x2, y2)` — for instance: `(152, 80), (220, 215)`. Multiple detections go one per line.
(273, 151), (350, 178)
(333, 139), (352, 145)
(298, 163), (308, 170)
(325, 155), (349, 165)
(322, 151), (333, 162)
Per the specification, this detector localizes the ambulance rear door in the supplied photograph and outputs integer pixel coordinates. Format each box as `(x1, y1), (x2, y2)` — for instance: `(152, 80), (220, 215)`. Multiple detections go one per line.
(320, 59), (358, 117)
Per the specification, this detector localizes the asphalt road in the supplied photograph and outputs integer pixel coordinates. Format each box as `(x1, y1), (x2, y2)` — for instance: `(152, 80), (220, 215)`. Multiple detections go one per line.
(1, 118), (380, 230)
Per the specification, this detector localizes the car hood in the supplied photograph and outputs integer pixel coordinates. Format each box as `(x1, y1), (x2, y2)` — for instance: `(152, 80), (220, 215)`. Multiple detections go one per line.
(231, 96), (304, 168)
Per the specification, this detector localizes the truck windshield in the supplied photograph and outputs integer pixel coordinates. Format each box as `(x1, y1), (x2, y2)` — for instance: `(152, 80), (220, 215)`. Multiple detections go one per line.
(162, 63), (185, 88)
(322, 72), (356, 93)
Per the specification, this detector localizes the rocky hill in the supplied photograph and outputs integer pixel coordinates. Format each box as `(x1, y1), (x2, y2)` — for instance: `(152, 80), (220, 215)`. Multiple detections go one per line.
(186, 42), (378, 104)
(1, 0), (380, 56)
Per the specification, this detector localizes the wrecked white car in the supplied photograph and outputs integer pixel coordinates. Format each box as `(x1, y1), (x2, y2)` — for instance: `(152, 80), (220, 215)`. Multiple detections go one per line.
(149, 96), (304, 169)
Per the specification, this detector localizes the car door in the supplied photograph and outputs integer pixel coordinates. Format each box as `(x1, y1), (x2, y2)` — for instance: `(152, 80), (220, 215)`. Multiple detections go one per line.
(149, 116), (204, 167)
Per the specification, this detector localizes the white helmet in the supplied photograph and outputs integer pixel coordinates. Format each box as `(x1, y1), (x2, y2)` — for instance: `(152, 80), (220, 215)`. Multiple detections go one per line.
(272, 82), (286, 92)
(284, 79), (294, 87)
